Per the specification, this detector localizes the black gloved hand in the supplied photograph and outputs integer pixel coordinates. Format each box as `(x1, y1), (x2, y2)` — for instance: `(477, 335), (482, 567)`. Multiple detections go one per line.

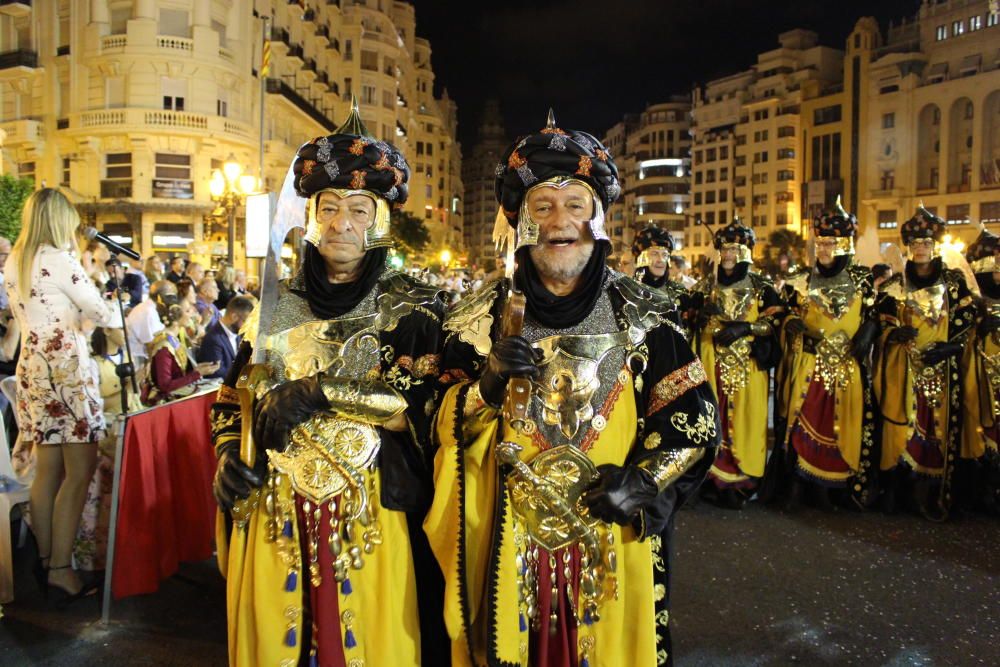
(479, 336), (542, 408)
(213, 438), (265, 512)
(977, 316), (1000, 338)
(886, 325), (918, 345)
(713, 321), (752, 346)
(583, 464), (659, 526)
(784, 317), (807, 338)
(697, 301), (724, 330)
(921, 341), (963, 366)
(253, 375), (330, 453)
(851, 320), (879, 362)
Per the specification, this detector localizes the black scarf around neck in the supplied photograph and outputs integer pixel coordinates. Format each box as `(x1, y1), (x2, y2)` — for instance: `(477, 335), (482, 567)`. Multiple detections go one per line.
(640, 268), (668, 289)
(905, 257), (942, 289)
(515, 243), (610, 329)
(718, 261), (750, 286)
(815, 255), (850, 278)
(294, 244), (387, 319)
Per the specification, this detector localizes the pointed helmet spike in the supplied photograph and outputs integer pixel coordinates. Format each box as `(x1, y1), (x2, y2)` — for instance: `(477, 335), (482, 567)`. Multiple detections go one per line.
(335, 95), (373, 137)
(834, 194), (848, 217)
(546, 108), (557, 130)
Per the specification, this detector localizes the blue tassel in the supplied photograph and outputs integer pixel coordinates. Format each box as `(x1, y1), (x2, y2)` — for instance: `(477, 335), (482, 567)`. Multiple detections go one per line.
(581, 657), (590, 667)
(344, 628), (357, 649)
(519, 613), (527, 632)
(285, 627), (297, 647)
(285, 571), (298, 592)
(309, 655), (317, 667)
(282, 520), (293, 538)
(341, 577), (353, 595)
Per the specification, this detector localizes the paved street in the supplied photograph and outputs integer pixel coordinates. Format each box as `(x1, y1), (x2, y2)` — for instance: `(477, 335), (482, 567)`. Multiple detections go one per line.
(2, 501), (998, 666)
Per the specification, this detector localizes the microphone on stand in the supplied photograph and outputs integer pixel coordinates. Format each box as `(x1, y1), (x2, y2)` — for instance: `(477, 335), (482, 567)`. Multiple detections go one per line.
(82, 226), (141, 261)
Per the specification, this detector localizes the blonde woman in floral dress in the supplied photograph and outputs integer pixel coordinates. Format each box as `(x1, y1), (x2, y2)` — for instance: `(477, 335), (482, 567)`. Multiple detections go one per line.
(5, 188), (122, 602)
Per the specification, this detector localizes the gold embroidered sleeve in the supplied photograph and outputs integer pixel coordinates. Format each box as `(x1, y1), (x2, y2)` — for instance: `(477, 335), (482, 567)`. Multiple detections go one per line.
(637, 447), (705, 492)
(647, 359), (708, 416)
(318, 374), (407, 425)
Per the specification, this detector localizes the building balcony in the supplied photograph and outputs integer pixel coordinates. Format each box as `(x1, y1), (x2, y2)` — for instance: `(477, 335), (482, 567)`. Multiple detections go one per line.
(266, 79), (336, 132)
(0, 118), (43, 144)
(0, 1), (31, 18)
(99, 34), (234, 65)
(63, 108), (254, 143)
(0, 49), (38, 71)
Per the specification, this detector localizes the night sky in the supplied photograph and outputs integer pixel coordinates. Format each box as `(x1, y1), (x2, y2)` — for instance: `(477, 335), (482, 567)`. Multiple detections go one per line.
(411, 0), (920, 147)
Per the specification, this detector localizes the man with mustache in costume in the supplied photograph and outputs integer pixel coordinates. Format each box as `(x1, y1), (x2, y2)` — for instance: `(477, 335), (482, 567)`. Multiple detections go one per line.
(210, 106), (449, 666)
(689, 219), (783, 509)
(776, 199), (880, 511)
(632, 225), (691, 332)
(425, 112), (720, 667)
(875, 206), (975, 521)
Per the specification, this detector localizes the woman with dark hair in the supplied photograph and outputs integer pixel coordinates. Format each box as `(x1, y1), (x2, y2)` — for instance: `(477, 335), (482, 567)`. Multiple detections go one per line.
(141, 300), (218, 405)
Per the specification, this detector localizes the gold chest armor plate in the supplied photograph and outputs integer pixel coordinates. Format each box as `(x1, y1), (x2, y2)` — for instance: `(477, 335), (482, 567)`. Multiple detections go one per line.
(905, 282), (948, 327)
(714, 279), (755, 322)
(261, 315), (383, 505)
(531, 329), (633, 441)
(807, 271), (856, 320)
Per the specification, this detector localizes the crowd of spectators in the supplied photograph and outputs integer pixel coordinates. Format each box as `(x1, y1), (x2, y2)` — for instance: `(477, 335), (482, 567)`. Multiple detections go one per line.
(0, 239), (257, 585)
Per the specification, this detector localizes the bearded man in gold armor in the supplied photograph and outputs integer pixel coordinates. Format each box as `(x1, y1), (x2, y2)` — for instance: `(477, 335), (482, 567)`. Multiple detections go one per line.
(425, 112), (720, 667)
(210, 105), (449, 666)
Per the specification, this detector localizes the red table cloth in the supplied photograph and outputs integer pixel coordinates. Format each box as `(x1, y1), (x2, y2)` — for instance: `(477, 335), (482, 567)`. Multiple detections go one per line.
(111, 391), (217, 599)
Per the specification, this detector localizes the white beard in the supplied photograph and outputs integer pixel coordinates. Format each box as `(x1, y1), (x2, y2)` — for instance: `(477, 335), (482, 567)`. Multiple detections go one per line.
(528, 242), (594, 283)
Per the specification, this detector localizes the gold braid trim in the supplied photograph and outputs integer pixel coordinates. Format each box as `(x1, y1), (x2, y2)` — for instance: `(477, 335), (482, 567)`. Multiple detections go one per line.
(647, 360), (708, 416)
(216, 385), (240, 404)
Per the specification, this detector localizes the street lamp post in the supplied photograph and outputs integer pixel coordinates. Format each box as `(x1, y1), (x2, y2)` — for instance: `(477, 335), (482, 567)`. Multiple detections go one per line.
(209, 153), (257, 266)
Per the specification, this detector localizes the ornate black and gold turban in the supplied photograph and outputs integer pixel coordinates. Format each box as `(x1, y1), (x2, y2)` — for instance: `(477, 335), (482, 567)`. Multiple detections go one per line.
(900, 204), (946, 246)
(967, 228), (1000, 274)
(812, 196), (858, 256)
(292, 99), (410, 249)
(494, 110), (621, 250)
(713, 218), (755, 264)
(632, 225), (674, 268)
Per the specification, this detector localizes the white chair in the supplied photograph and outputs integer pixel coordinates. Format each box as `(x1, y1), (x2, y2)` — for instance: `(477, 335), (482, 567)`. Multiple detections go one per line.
(0, 407), (30, 603)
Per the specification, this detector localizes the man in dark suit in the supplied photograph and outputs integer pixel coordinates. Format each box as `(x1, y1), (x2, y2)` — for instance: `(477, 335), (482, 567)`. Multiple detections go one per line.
(165, 256), (186, 283)
(198, 294), (255, 379)
(104, 260), (144, 307)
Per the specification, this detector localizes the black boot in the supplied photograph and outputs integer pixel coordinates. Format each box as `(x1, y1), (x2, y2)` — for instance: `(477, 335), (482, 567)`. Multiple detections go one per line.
(880, 469), (899, 514)
(784, 476), (803, 513)
(813, 485), (836, 512)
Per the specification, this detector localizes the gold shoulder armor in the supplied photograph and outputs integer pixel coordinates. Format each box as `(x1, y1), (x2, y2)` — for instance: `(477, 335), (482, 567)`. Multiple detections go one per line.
(443, 279), (501, 357)
(376, 270), (445, 332)
(880, 273), (905, 299)
(749, 271), (776, 292)
(784, 271), (810, 298)
(611, 273), (685, 342)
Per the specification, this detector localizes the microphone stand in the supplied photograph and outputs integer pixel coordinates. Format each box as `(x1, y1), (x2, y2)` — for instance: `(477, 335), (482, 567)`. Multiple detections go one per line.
(105, 253), (138, 415)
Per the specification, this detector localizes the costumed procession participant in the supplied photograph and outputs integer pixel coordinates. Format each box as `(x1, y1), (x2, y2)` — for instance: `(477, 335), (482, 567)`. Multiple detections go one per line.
(632, 225), (690, 330)
(633, 225), (689, 304)
(210, 103), (450, 666)
(874, 205), (975, 521)
(424, 111), (721, 667)
(775, 199), (879, 511)
(960, 229), (1000, 513)
(689, 219), (782, 509)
